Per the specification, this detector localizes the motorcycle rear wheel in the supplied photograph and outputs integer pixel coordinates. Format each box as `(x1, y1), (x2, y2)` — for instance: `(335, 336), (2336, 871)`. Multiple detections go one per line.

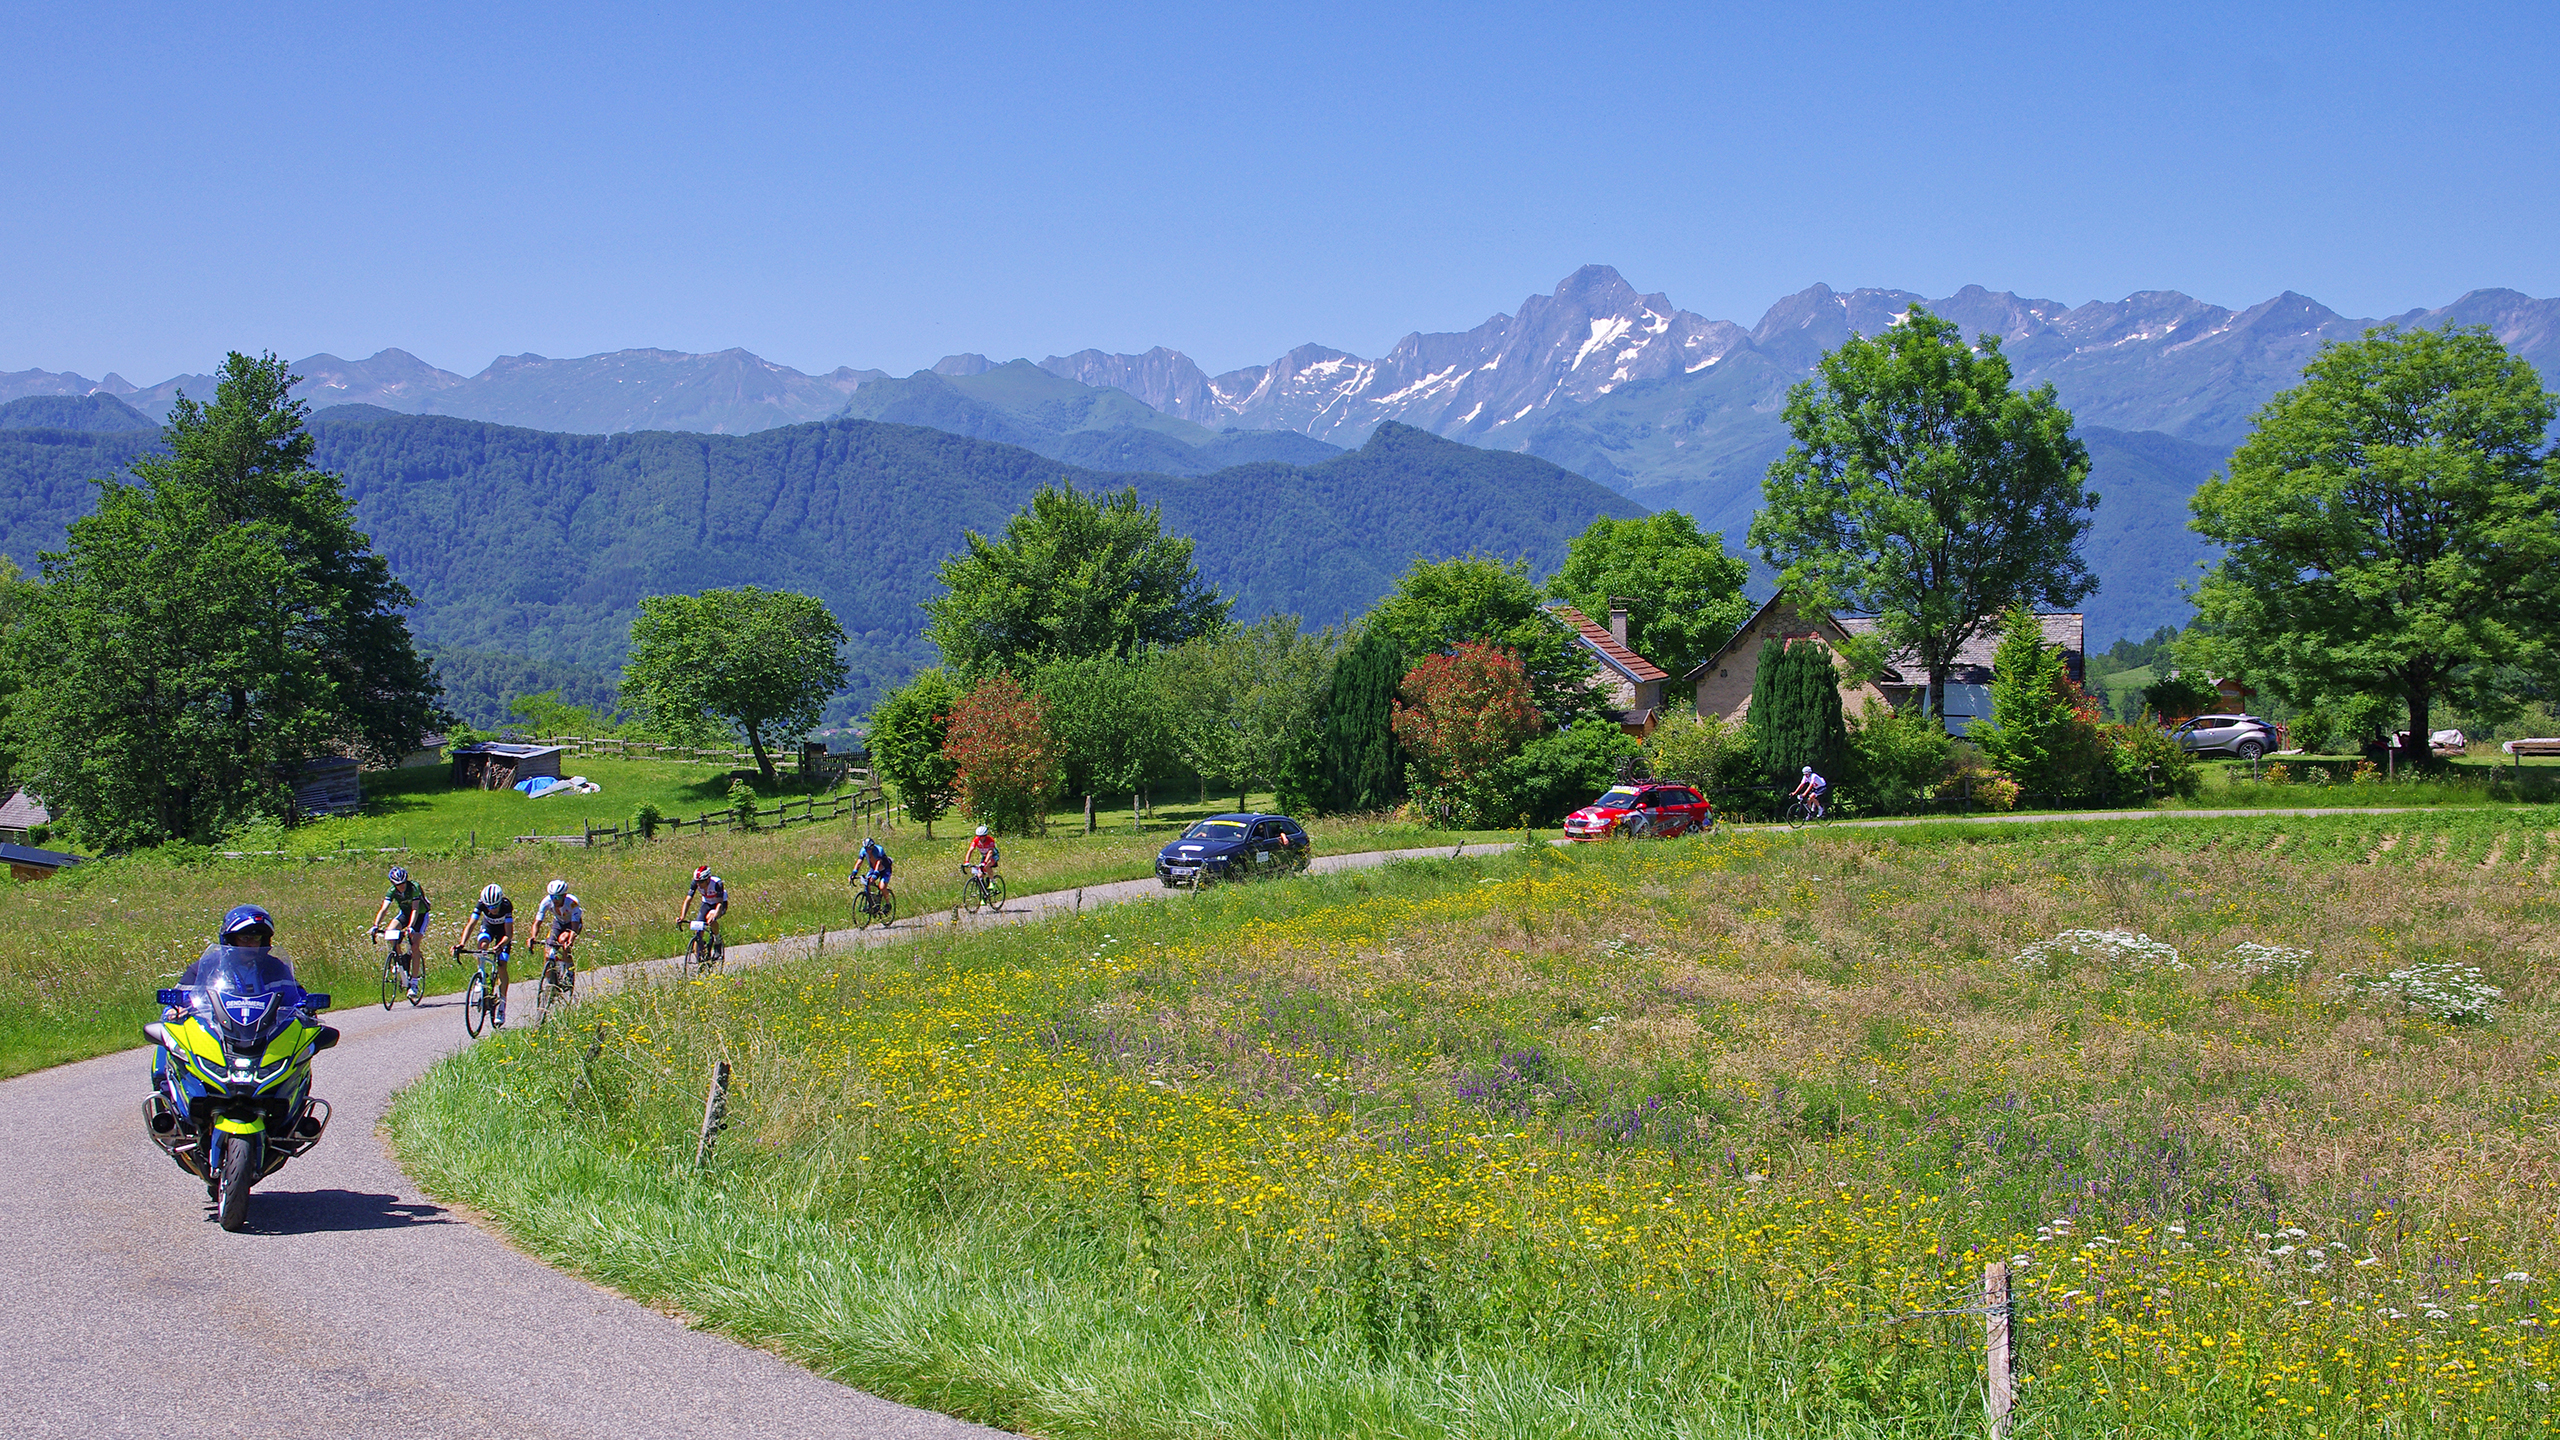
(216, 1134), (256, 1232)
(464, 973), (489, 1037)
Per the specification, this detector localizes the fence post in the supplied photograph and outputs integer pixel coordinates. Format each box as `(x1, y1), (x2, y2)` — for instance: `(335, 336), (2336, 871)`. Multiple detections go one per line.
(1985, 1260), (2014, 1438)
(696, 1058), (731, 1168)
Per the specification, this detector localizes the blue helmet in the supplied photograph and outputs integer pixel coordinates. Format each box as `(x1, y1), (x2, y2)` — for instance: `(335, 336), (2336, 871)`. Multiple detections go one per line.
(388, 865), (410, 884)
(219, 904), (275, 946)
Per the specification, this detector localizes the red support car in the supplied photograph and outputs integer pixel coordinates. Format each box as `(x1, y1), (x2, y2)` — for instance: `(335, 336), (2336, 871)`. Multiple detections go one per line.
(1562, 781), (1713, 841)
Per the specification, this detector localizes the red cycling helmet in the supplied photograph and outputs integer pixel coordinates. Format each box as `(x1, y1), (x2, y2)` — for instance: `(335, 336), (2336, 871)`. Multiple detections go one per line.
(693, 865), (711, 881)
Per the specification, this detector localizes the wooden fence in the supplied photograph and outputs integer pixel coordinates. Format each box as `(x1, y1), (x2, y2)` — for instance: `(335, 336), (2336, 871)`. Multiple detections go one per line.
(513, 784), (898, 848)
(532, 734), (868, 786)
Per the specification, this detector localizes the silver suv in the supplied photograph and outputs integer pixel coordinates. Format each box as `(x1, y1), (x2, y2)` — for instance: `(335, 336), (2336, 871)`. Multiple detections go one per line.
(2170, 713), (2279, 761)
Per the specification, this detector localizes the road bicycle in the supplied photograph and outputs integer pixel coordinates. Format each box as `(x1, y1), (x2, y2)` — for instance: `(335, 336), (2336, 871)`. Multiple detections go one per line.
(455, 939), (507, 1037)
(1783, 794), (1833, 828)
(372, 927), (423, 1009)
(686, 919), (725, 975)
(852, 876), (897, 929)
(532, 939), (576, 1026)
(959, 864), (1005, 915)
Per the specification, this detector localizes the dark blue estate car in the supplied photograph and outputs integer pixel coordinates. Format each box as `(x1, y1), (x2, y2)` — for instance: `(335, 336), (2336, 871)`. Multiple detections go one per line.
(1156, 813), (1312, 886)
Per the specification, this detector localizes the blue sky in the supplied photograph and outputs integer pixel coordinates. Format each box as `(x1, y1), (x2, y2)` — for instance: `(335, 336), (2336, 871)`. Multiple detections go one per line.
(5, 1), (2554, 383)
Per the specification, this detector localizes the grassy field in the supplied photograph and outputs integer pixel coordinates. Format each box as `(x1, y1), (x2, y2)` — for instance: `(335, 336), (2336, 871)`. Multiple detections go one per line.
(388, 809), (2560, 1438)
(0, 757), (1505, 1077)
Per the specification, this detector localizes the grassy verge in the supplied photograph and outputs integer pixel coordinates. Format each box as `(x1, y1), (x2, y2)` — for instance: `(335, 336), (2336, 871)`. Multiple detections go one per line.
(0, 775), (1505, 1077)
(392, 810), (2560, 1437)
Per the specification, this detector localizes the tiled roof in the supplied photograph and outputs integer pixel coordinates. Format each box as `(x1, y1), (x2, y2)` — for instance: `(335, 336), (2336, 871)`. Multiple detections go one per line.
(0, 788), (50, 830)
(1836, 612), (2084, 680)
(1550, 605), (1670, 683)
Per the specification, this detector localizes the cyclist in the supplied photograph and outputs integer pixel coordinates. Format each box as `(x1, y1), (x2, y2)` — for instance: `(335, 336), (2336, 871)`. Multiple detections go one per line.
(535, 879), (583, 993)
(680, 865), (728, 951)
(368, 866), (430, 1003)
(1790, 765), (1830, 820)
(959, 824), (999, 898)
(455, 883), (517, 1027)
(851, 836), (892, 909)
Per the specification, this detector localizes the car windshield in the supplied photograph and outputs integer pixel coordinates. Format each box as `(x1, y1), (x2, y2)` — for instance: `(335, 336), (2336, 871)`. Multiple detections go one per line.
(1181, 820), (1249, 841)
(1595, 787), (1640, 807)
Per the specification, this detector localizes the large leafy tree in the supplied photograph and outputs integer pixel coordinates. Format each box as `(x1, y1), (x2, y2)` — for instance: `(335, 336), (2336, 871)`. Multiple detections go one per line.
(624, 586), (849, 783)
(2185, 325), (2560, 753)
(868, 667), (961, 838)
(1546, 513), (1751, 680)
(1165, 616), (1339, 811)
(923, 481), (1229, 674)
(1034, 653), (1178, 808)
(6, 352), (438, 847)
(1366, 555), (1595, 719)
(1750, 306), (2096, 724)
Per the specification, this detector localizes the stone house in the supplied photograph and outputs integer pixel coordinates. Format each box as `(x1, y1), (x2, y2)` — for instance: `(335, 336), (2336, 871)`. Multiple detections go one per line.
(1685, 592), (1890, 724)
(1549, 601), (1672, 735)
(1688, 591), (2083, 736)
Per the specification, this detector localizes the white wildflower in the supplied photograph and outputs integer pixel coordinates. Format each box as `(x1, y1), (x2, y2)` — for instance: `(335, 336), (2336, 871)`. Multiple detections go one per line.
(2011, 929), (2185, 974)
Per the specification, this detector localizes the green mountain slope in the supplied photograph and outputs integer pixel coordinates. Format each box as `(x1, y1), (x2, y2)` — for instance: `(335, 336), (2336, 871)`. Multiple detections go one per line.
(0, 394), (157, 432)
(0, 412), (1636, 715)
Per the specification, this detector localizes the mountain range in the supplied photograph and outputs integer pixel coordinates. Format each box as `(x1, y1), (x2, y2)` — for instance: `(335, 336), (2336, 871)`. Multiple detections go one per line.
(10, 267), (2556, 645)
(0, 409), (1637, 723)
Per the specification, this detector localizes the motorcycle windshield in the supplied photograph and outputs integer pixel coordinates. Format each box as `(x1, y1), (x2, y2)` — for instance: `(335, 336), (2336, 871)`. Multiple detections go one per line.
(184, 946), (307, 1053)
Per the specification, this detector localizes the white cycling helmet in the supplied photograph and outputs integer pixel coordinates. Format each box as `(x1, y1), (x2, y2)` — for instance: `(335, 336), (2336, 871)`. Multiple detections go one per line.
(1802, 766), (1814, 776)
(975, 825), (989, 837)
(480, 883), (504, 905)
(546, 879), (567, 898)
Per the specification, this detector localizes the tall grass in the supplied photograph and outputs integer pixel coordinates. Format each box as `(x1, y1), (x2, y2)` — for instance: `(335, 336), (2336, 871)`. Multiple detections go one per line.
(393, 811), (2560, 1437)
(0, 776), (1499, 1077)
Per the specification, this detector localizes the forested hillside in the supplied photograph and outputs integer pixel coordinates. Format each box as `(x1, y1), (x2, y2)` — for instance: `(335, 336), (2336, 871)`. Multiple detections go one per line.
(0, 410), (1640, 717)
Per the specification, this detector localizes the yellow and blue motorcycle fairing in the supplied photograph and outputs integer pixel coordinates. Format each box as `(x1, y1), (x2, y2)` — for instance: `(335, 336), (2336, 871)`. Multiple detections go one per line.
(142, 945), (339, 1229)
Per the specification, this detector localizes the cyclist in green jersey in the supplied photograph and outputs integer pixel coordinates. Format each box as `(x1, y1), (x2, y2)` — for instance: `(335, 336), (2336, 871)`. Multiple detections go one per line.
(368, 866), (430, 1002)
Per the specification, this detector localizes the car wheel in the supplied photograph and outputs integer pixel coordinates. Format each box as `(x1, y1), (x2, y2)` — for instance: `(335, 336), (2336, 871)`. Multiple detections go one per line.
(2236, 738), (2265, 761)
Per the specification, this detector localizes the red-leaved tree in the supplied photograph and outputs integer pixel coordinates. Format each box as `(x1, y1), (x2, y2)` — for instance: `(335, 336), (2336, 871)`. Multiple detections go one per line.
(1391, 643), (1541, 806)
(945, 670), (1060, 835)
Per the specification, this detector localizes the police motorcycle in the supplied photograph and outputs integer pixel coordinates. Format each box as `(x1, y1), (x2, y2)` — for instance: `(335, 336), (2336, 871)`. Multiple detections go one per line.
(142, 907), (340, 1231)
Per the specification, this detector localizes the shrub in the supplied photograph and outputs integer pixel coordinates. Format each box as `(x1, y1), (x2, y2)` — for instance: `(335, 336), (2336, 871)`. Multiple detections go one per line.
(1391, 643), (1541, 814)
(2106, 718), (2201, 800)
(631, 802), (663, 840)
(1644, 714), (1759, 798)
(2288, 704), (2341, 754)
(1944, 751), (2021, 811)
(1844, 701), (1951, 814)
(946, 670), (1060, 836)
(1482, 723), (1644, 827)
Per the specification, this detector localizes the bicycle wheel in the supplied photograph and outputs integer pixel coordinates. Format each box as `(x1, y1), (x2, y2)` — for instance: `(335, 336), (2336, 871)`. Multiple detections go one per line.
(985, 876), (1005, 911)
(877, 886), (896, 927)
(463, 971), (489, 1037)
(961, 875), (982, 916)
(533, 965), (561, 1026)
(380, 952), (399, 1010)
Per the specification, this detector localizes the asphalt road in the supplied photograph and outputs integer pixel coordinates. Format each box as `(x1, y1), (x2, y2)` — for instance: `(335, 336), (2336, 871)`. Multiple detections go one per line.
(0, 841), (1509, 1440)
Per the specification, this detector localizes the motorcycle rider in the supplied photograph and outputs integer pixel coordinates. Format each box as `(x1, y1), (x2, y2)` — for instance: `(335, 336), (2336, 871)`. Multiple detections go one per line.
(156, 905), (298, 1084)
(368, 866), (430, 1002)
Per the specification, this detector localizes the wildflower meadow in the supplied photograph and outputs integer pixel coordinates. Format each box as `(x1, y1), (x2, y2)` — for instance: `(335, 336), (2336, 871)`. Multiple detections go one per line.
(392, 810), (2560, 1437)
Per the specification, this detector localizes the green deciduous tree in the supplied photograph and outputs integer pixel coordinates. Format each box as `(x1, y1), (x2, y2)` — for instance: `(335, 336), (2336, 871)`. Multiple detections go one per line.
(624, 586), (849, 783)
(869, 668), (961, 839)
(5, 352), (438, 847)
(1546, 512), (1752, 680)
(1843, 701), (1954, 814)
(1750, 306), (2097, 725)
(923, 480), (1229, 675)
(1034, 653), (1179, 809)
(1308, 627), (1406, 814)
(946, 670), (1059, 835)
(1166, 616), (1340, 813)
(1750, 638), (1846, 788)
(2185, 325), (2560, 756)
(1393, 643), (1542, 824)
(1366, 554), (1596, 721)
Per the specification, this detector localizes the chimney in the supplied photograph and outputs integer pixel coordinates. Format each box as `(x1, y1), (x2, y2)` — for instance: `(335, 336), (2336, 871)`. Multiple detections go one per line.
(1607, 599), (1633, 649)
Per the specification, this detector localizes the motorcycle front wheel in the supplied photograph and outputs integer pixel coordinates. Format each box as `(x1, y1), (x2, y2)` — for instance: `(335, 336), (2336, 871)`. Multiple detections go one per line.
(216, 1133), (257, 1232)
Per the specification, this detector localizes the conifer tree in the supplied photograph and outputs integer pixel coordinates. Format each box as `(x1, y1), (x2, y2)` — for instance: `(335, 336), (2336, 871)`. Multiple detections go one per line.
(1310, 628), (1407, 813)
(1750, 639), (1846, 786)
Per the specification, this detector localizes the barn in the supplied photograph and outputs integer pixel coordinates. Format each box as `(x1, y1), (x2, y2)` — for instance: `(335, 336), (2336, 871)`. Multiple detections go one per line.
(451, 742), (566, 791)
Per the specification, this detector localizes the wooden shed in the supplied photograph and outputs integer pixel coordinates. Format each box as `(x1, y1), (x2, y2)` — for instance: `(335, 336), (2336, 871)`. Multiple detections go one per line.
(285, 756), (364, 820)
(451, 742), (566, 791)
(1, 841), (84, 882)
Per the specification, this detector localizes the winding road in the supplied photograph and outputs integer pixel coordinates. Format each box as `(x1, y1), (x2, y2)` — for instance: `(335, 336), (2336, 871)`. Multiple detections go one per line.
(0, 842), (1509, 1439)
